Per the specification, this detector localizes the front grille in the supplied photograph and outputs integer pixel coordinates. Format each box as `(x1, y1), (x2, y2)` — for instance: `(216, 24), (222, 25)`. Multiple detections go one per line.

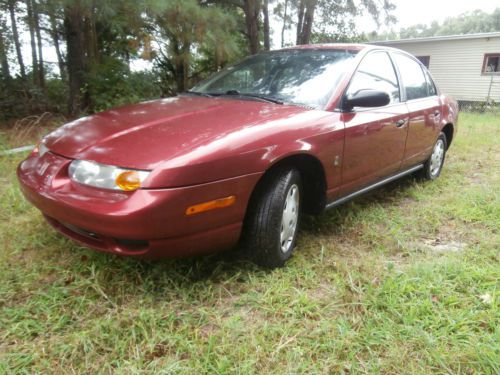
(60, 222), (101, 241)
(49, 217), (150, 253)
(114, 238), (148, 250)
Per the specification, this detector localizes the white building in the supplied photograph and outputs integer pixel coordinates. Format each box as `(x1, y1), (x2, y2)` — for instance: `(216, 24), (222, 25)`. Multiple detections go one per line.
(373, 32), (500, 103)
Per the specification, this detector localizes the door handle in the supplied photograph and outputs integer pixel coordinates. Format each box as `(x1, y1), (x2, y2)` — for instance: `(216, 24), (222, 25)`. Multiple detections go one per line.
(434, 110), (440, 117)
(395, 119), (407, 128)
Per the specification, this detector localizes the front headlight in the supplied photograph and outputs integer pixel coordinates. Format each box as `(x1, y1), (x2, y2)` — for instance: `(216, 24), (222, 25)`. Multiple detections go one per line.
(68, 160), (151, 191)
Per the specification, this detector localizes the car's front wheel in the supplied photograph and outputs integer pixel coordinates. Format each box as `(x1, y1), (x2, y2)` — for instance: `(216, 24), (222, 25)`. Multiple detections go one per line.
(242, 167), (302, 268)
(419, 132), (447, 180)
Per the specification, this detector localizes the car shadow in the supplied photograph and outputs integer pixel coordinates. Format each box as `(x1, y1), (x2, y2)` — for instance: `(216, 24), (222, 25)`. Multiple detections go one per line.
(300, 173), (421, 235)
(72, 238), (261, 294)
(67, 174), (422, 299)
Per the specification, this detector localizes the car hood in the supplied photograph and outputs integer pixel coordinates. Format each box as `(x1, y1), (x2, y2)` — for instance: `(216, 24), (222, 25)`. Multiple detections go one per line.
(44, 96), (330, 187)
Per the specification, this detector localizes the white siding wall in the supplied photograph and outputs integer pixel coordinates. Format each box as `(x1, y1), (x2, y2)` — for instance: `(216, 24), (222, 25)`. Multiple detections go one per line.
(381, 37), (500, 102)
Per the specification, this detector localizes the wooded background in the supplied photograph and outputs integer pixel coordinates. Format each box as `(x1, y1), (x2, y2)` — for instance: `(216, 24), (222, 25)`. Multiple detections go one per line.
(0, 0), (498, 120)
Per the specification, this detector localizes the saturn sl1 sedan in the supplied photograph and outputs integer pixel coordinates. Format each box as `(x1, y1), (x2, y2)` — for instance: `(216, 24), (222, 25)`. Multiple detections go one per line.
(18, 44), (458, 268)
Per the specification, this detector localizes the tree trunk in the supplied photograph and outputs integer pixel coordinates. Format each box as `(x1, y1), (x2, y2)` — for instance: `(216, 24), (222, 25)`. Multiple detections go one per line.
(263, 0), (270, 51)
(83, 13), (98, 66)
(0, 26), (11, 82)
(281, 0), (288, 47)
(64, 4), (86, 116)
(243, 0), (260, 54)
(26, 0), (39, 85)
(300, 1), (315, 44)
(297, 0), (316, 45)
(296, 0), (305, 45)
(33, 0), (45, 90)
(8, 0), (26, 80)
(172, 39), (191, 93)
(48, 7), (66, 81)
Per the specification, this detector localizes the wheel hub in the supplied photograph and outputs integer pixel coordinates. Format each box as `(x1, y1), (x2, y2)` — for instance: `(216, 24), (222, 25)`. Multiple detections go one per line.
(430, 139), (445, 176)
(280, 184), (299, 253)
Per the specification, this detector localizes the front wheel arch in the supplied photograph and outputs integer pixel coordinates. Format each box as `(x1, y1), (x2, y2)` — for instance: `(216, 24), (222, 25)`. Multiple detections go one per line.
(250, 153), (328, 216)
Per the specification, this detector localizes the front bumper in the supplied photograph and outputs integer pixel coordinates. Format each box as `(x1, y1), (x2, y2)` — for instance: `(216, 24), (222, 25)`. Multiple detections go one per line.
(17, 152), (262, 259)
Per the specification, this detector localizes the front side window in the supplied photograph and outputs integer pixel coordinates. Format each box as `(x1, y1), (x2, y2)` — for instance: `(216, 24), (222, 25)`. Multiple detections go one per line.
(346, 51), (400, 105)
(191, 50), (358, 109)
(482, 54), (500, 74)
(393, 53), (428, 101)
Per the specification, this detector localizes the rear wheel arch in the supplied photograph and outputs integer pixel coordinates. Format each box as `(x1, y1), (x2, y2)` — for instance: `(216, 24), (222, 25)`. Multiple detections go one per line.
(442, 123), (454, 149)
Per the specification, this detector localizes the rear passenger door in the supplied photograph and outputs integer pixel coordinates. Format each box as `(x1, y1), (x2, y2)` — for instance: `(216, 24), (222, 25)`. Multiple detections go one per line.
(391, 53), (442, 169)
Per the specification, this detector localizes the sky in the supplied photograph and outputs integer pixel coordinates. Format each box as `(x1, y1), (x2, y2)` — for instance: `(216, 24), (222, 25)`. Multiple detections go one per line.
(358, 0), (499, 33)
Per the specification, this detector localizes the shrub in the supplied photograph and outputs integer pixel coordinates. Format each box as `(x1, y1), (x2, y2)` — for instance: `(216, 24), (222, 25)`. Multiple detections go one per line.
(85, 57), (162, 113)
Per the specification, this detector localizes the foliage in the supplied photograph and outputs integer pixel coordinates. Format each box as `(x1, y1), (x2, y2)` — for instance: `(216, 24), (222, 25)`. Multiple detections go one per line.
(0, 75), (61, 121)
(276, 0), (396, 45)
(152, 0), (242, 94)
(0, 0), (398, 119)
(0, 112), (499, 372)
(310, 0), (396, 43)
(85, 57), (161, 112)
(44, 76), (68, 113)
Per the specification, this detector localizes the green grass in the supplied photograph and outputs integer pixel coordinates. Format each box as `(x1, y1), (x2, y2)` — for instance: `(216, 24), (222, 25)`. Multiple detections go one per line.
(0, 112), (499, 374)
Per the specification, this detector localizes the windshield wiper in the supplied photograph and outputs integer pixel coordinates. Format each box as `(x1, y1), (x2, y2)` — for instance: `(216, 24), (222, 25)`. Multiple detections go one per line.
(182, 91), (215, 98)
(211, 90), (284, 105)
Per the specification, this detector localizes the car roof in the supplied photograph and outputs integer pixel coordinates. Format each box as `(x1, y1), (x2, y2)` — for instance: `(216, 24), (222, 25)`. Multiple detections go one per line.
(274, 43), (421, 63)
(276, 43), (414, 56)
(278, 43), (371, 52)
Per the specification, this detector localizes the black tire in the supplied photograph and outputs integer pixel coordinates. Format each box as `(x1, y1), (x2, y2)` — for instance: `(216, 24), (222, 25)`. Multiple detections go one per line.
(241, 167), (302, 269)
(418, 132), (447, 181)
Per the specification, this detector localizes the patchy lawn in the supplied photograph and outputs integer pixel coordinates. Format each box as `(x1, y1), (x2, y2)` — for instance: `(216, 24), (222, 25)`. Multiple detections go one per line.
(0, 112), (498, 374)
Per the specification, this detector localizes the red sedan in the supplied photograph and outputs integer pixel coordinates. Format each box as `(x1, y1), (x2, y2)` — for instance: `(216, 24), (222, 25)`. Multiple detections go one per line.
(18, 44), (458, 268)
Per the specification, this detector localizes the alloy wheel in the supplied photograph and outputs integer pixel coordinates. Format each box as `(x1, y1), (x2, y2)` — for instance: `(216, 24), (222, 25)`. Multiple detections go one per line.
(430, 139), (445, 176)
(280, 184), (299, 253)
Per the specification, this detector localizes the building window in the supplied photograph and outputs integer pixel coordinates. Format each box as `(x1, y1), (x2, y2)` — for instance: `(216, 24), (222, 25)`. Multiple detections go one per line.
(482, 54), (500, 74)
(416, 56), (430, 68)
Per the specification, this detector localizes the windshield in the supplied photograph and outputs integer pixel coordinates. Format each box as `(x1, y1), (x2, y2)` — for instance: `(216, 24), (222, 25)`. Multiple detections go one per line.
(191, 49), (358, 109)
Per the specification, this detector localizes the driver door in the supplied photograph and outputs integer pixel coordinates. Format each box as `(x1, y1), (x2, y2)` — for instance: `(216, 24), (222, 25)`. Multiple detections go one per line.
(340, 51), (409, 195)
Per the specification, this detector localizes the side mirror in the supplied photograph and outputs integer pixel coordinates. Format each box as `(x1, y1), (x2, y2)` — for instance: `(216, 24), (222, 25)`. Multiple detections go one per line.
(343, 89), (390, 111)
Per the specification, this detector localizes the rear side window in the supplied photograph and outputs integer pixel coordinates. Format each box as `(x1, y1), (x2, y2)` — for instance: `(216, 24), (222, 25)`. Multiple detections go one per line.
(424, 69), (437, 96)
(346, 51), (400, 104)
(392, 53), (428, 101)
(416, 56), (430, 68)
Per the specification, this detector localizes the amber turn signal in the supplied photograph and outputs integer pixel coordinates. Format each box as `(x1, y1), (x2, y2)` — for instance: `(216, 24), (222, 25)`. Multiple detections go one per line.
(186, 196), (236, 216)
(32, 142), (40, 154)
(115, 171), (142, 191)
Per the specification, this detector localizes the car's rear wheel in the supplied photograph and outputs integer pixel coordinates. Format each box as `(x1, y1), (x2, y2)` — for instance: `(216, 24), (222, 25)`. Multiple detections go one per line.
(419, 132), (447, 180)
(242, 167), (302, 268)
